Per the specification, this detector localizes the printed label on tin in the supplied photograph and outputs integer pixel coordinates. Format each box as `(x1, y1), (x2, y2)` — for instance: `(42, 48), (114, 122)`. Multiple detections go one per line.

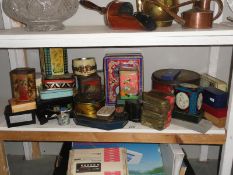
(9, 114), (32, 123)
(50, 48), (64, 75)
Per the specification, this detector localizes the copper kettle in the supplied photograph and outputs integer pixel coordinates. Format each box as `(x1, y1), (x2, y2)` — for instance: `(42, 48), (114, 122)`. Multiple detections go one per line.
(147, 0), (223, 28)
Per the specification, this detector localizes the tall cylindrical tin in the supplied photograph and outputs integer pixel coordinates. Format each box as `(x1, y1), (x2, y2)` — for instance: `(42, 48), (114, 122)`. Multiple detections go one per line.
(72, 57), (97, 77)
(39, 48), (68, 76)
(10, 67), (36, 102)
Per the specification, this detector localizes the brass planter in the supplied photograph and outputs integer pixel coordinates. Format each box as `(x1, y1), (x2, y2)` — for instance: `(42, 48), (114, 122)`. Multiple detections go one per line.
(137, 0), (179, 27)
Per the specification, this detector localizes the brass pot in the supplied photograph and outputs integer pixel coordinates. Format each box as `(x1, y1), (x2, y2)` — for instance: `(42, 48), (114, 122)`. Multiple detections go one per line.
(137, 0), (179, 27)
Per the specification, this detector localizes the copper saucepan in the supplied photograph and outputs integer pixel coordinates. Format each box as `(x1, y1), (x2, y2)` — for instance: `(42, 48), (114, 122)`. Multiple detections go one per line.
(80, 0), (156, 30)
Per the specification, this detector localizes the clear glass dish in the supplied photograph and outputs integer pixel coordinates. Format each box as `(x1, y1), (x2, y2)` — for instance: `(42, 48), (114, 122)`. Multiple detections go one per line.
(2, 0), (79, 31)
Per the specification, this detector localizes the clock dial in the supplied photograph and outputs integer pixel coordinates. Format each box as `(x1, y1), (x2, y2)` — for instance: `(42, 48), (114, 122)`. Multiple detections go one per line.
(176, 92), (189, 110)
(197, 93), (203, 110)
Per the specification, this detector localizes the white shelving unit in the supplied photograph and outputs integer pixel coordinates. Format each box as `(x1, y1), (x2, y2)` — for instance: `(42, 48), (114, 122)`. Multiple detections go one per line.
(0, 24), (232, 175)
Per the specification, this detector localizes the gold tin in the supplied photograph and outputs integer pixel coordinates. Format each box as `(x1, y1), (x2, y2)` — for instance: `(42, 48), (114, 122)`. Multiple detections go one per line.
(72, 57), (97, 76)
(10, 67), (36, 102)
(74, 99), (105, 118)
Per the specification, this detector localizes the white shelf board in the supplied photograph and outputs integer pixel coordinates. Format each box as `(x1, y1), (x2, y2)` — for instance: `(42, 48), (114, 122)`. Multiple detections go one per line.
(0, 23), (233, 48)
(0, 110), (225, 135)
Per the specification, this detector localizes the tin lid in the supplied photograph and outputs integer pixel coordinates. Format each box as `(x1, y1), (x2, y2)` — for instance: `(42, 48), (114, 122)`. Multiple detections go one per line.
(152, 69), (200, 85)
(10, 67), (35, 74)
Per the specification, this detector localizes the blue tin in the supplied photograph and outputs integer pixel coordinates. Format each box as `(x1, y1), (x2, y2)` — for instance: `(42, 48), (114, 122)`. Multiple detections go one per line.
(175, 83), (203, 115)
(203, 86), (228, 108)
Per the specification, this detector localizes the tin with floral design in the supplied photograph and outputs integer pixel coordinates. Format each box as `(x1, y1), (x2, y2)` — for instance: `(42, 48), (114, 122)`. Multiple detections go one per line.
(10, 68), (36, 102)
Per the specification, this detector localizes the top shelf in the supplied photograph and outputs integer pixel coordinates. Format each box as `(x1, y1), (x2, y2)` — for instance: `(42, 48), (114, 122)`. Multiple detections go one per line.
(1, 23), (233, 48)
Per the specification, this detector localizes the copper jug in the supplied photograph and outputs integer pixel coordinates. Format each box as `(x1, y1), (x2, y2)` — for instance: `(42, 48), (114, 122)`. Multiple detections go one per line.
(144, 0), (223, 29)
(182, 0), (223, 28)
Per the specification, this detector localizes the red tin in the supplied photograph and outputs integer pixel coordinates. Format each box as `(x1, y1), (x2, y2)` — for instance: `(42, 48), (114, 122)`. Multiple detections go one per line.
(119, 66), (139, 100)
(202, 103), (227, 118)
(152, 69), (200, 94)
(77, 73), (102, 101)
(42, 74), (75, 89)
(10, 68), (36, 102)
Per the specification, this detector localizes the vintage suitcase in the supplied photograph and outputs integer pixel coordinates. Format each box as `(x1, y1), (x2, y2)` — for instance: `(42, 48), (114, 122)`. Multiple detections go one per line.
(104, 53), (143, 105)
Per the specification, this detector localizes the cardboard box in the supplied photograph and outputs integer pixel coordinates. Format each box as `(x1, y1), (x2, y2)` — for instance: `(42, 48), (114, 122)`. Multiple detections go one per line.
(67, 148), (128, 175)
(72, 142), (165, 175)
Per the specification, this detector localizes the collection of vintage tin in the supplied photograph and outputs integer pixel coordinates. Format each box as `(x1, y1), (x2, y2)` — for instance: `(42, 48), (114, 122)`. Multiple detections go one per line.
(4, 49), (229, 130)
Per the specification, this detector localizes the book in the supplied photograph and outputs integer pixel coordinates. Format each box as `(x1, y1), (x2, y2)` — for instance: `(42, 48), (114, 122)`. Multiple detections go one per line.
(160, 144), (185, 175)
(67, 147), (128, 175)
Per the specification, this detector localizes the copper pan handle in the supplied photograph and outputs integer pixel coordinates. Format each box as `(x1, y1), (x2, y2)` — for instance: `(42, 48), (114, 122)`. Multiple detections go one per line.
(211, 0), (223, 20)
(148, 0), (186, 25)
(80, 0), (107, 14)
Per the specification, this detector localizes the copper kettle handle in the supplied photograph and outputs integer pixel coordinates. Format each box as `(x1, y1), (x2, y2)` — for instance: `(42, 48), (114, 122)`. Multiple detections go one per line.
(211, 0), (223, 20)
(80, 0), (107, 14)
(148, 0), (186, 25)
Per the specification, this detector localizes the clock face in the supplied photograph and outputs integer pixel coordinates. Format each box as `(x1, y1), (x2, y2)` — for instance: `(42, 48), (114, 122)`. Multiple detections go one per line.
(197, 93), (203, 110)
(176, 92), (189, 110)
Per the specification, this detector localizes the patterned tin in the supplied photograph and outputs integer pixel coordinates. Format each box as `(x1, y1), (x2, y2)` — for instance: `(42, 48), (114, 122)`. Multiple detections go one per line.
(42, 73), (75, 89)
(10, 67), (36, 102)
(174, 83), (203, 115)
(119, 66), (139, 100)
(76, 73), (102, 101)
(39, 48), (68, 76)
(142, 90), (175, 129)
(104, 53), (143, 105)
(72, 57), (97, 76)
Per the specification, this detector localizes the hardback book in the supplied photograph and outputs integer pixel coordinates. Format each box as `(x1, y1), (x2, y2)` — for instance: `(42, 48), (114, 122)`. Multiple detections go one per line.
(67, 147), (128, 175)
(104, 53), (143, 105)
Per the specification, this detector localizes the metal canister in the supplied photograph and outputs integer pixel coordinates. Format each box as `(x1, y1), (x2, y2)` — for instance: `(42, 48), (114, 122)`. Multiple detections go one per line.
(74, 98), (105, 118)
(10, 67), (36, 102)
(39, 48), (68, 76)
(152, 69), (200, 94)
(76, 73), (102, 101)
(72, 57), (97, 76)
